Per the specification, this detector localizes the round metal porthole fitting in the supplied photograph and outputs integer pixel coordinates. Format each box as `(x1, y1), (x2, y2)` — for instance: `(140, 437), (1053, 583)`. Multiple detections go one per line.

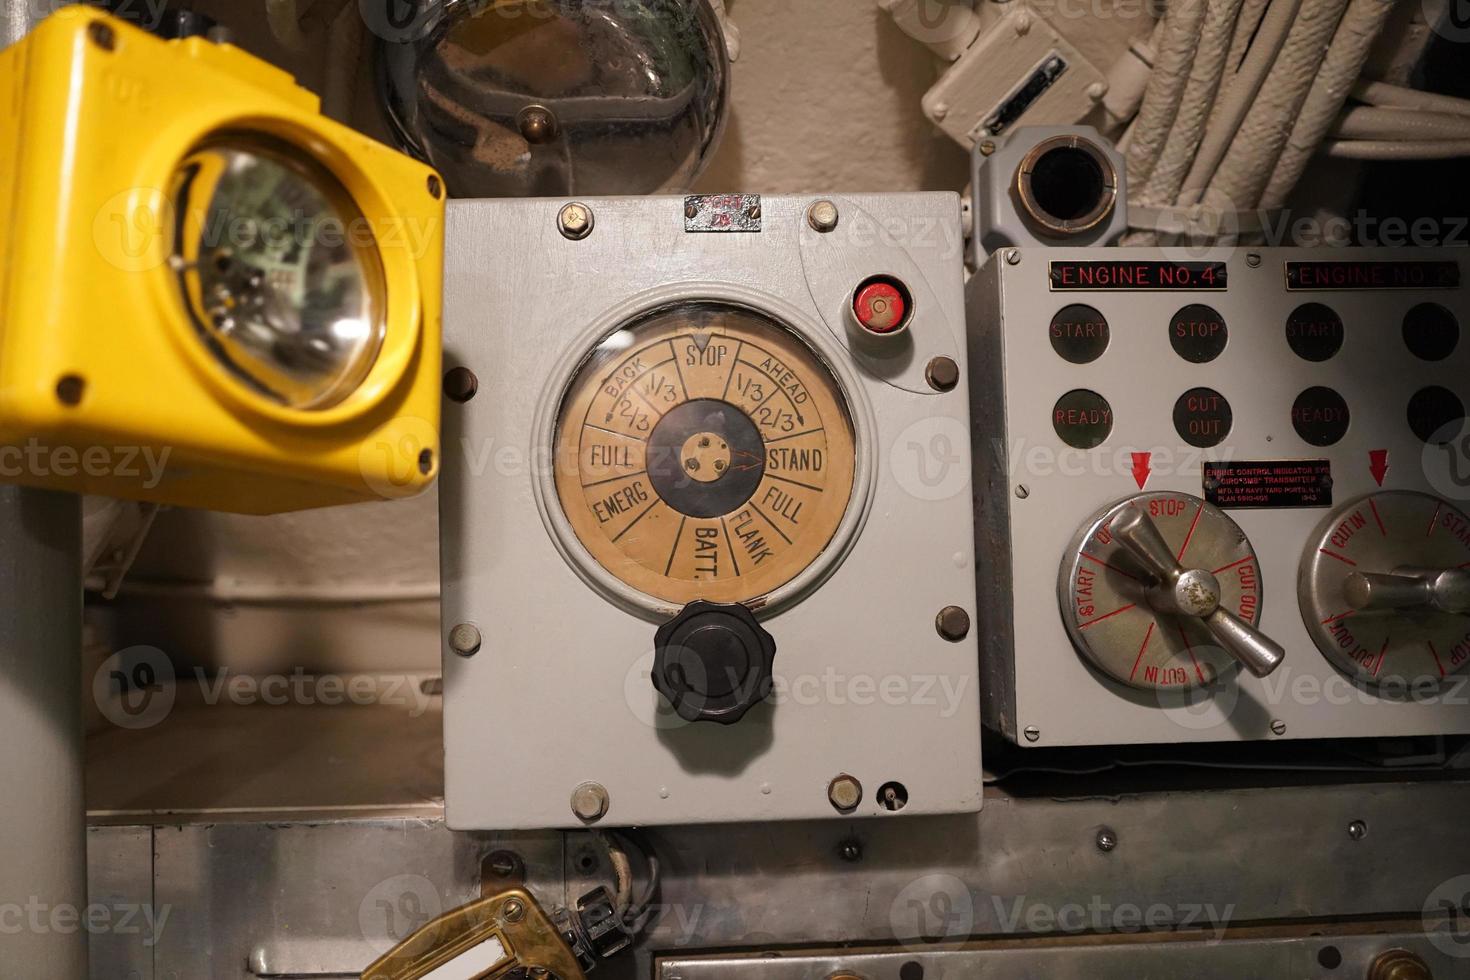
(1013, 134), (1119, 239)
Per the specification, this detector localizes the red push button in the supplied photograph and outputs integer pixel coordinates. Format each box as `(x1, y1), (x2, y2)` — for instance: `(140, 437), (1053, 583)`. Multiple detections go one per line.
(853, 279), (909, 334)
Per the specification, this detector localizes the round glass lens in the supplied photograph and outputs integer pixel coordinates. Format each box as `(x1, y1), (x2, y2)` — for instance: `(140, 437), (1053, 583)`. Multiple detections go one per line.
(171, 137), (384, 410)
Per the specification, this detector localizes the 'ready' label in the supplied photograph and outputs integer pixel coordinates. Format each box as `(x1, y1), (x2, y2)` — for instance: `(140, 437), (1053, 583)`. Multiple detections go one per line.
(1203, 459), (1333, 509)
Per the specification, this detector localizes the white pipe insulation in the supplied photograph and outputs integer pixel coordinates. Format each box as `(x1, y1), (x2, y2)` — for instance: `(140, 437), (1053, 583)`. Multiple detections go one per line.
(1174, 0), (1305, 208)
(1203, 0), (1352, 213)
(1129, 0), (1245, 243)
(1256, 0), (1398, 209)
(1124, 0), (1209, 186)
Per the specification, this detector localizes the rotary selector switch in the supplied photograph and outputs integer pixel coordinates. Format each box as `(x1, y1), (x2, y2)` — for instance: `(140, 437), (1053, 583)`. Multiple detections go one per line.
(652, 601), (777, 724)
(1059, 492), (1286, 691)
(1299, 491), (1470, 685)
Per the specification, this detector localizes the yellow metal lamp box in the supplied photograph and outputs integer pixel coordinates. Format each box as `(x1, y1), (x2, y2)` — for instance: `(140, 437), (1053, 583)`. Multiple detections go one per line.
(0, 10), (444, 513)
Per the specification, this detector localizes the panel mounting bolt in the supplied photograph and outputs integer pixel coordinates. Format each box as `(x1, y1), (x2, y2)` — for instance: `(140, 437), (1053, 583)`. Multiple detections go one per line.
(828, 774), (862, 814)
(936, 606), (971, 642)
(808, 200), (840, 233)
(926, 356), (960, 392)
(448, 623), (482, 657)
(501, 897), (525, 922)
(559, 202), (595, 240)
(570, 782), (610, 823)
(1246, 253), (1262, 268)
(1005, 249), (1021, 265)
(1270, 719), (1287, 736)
(1368, 948), (1432, 980)
(1023, 726), (1040, 742)
(1096, 828), (1118, 852)
(1348, 820), (1368, 841)
(443, 366), (479, 403)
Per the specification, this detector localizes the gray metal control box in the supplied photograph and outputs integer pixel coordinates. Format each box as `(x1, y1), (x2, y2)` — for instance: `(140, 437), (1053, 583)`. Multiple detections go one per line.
(969, 247), (1470, 746)
(441, 194), (981, 828)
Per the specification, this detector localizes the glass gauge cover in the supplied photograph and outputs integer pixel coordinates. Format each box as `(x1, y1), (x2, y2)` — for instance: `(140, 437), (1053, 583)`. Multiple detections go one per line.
(171, 135), (386, 410)
(553, 303), (856, 606)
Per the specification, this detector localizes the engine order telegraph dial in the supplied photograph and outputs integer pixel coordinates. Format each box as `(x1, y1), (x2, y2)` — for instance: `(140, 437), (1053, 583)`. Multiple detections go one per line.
(552, 303), (857, 607)
(1059, 492), (1284, 691)
(1300, 491), (1470, 686)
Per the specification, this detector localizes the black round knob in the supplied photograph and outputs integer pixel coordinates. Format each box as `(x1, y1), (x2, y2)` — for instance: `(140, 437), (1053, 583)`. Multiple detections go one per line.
(652, 601), (776, 725)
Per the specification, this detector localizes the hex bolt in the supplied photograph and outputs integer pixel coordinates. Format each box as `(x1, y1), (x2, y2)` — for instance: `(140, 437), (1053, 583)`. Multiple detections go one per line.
(559, 202), (595, 240)
(448, 623), (482, 658)
(1096, 827), (1118, 852)
(1270, 719), (1287, 736)
(443, 366), (479, 403)
(570, 781), (610, 823)
(501, 897), (525, 923)
(926, 356), (960, 392)
(1367, 949), (1433, 980)
(1348, 820), (1368, 841)
(808, 200), (840, 233)
(936, 606), (971, 642)
(1023, 726), (1041, 742)
(1005, 249), (1022, 265)
(828, 774), (863, 814)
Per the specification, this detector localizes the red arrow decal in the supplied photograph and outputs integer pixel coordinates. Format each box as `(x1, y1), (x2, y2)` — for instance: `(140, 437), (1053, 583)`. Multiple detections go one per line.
(1369, 449), (1389, 487)
(1131, 452), (1152, 490)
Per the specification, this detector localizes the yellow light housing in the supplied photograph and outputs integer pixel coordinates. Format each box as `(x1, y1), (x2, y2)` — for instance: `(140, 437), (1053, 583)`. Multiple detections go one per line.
(0, 10), (444, 513)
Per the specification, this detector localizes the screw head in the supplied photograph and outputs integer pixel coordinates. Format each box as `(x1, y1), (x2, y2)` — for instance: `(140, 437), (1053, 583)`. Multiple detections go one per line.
(1023, 726), (1041, 742)
(936, 606), (971, 642)
(1246, 252), (1262, 268)
(443, 366), (479, 403)
(87, 20), (116, 50)
(517, 104), (558, 145)
(501, 897), (525, 922)
(1015, 485), (1030, 499)
(1096, 828), (1118, 852)
(559, 202), (594, 240)
(1347, 819), (1368, 841)
(685, 202), (699, 219)
(808, 200), (840, 233)
(926, 356), (960, 392)
(448, 623), (482, 657)
(570, 781), (610, 822)
(485, 850), (522, 879)
(828, 774), (863, 813)
(747, 204), (762, 220)
(1005, 248), (1022, 265)
(838, 838), (863, 862)
(1270, 719), (1287, 736)
(979, 140), (997, 156)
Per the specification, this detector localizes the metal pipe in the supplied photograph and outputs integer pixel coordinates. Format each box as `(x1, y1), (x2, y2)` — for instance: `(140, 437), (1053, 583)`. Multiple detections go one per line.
(0, 486), (86, 977)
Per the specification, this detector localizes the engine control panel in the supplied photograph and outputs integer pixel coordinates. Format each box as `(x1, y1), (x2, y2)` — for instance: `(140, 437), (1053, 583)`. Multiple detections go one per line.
(969, 248), (1470, 745)
(441, 194), (981, 826)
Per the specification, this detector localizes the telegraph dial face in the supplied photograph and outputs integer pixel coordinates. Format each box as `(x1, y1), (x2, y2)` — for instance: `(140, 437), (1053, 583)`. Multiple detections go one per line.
(553, 303), (857, 606)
